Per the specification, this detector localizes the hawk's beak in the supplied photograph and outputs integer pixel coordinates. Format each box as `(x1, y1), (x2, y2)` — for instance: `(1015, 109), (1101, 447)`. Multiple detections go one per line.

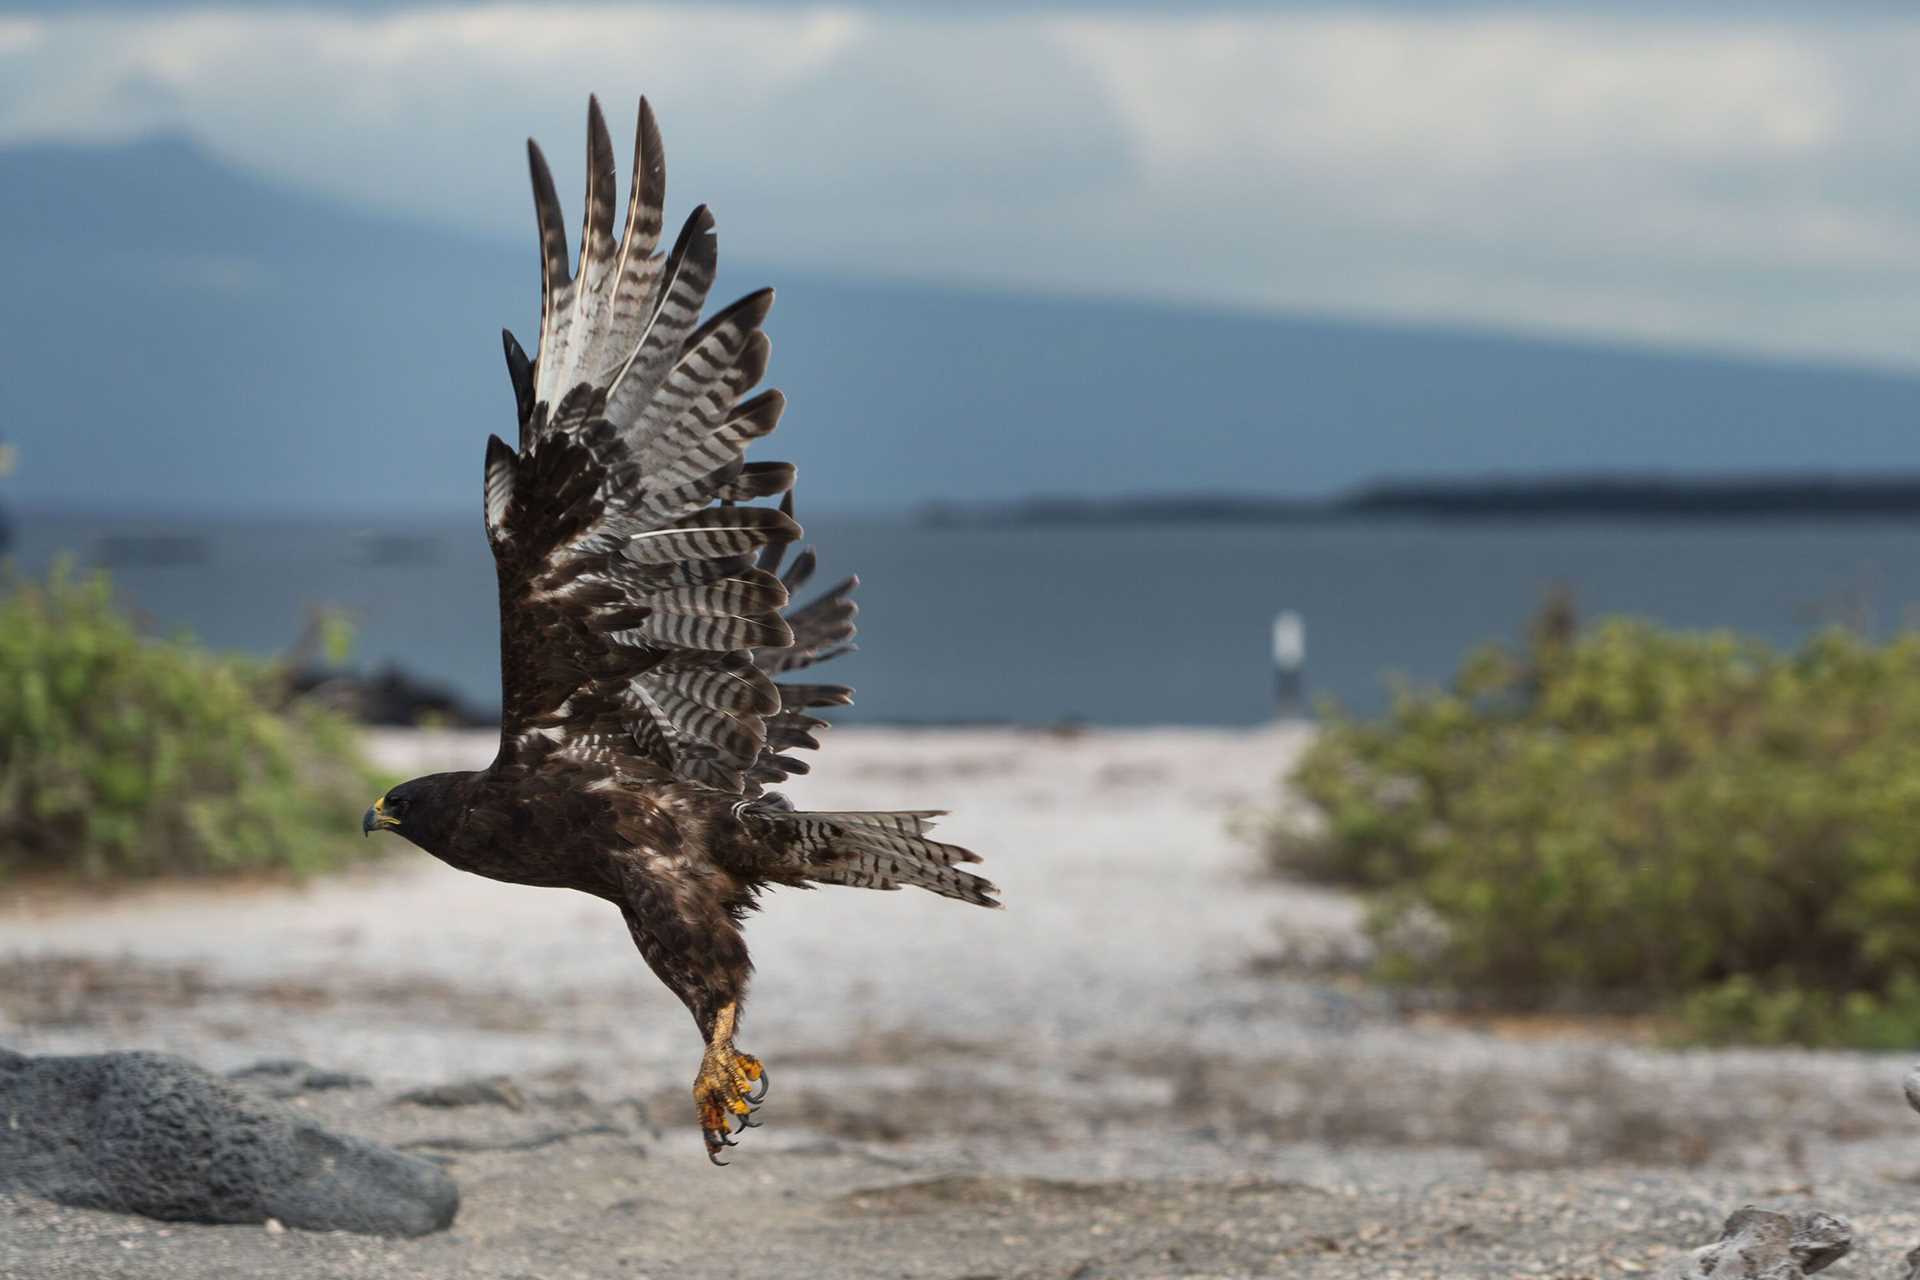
(363, 796), (399, 836)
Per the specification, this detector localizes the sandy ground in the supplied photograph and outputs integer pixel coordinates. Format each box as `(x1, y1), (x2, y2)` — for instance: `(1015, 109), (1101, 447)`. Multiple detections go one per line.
(5, 726), (1920, 1278)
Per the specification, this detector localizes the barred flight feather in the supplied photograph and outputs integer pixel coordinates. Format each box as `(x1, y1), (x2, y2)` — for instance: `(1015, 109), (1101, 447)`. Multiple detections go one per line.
(625, 552), (761, 590)
(767, 711), (827, 737)
(766, 725), (819, 754)
(640, 686), (762, 766)
(526, 140), (574, 418)
(598, 98), (667, 375)
(748, 754), (810, 784)
(760, 575), (857, 676)
(798, 811), (944, 834)
(645, 574), (788, 618)
(846, 831), (980, 866)
(788, 579), (857, 636)
(639, 290), (770, 429)
(604, 205), (717, 430)
(675, 751), (742, 792)
(775, 682), (854, 710)
(570, 104), (618, 310)
(632, 610), (790, 653)
(653, 654), (780, 714)
(723, 390), (786, 449)
(483, 436), (517, 540)
(639, 329), (772, 481)
(778, 549), (817, 592)
(502, 331), (536, 438)
(781, 817), (998, 906)
(531, 106), (615, 409)
(713, 462), (795, 503)
(621, 507), (800, 565)
(637, 460), (745, 525)
(638, 400), (785, 512)
(546, 384), (604, 436)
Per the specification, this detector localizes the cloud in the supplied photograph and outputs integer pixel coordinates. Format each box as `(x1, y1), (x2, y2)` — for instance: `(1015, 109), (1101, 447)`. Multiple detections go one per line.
(1043, 11), (1920, 356)
(0, 19), (43, 56)
(4, 4), (1920, 369)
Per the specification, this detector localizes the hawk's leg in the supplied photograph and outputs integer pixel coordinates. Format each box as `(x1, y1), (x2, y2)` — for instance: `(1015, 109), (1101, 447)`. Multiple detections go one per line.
(694, 1000), (767, 1163)
(619, 891), (769, 1165)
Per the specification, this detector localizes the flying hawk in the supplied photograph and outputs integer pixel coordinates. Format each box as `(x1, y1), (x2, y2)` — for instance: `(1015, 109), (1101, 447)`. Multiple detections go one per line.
(362, 95), (998, 1163)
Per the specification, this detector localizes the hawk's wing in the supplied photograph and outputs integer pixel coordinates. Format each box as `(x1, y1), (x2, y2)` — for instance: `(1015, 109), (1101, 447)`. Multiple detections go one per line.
(488, 96), (839, 793)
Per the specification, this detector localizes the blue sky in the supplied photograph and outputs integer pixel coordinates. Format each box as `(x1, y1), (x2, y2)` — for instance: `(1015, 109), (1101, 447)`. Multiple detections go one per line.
(4, 2), (1920, 372)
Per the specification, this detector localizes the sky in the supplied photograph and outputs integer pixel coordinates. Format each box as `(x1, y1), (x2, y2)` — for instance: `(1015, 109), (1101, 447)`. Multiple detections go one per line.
(4, 1), (1920, 372)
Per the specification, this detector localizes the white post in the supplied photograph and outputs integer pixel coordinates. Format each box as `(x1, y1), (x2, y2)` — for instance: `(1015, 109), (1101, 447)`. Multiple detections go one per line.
(1272, 610), (1305, 718)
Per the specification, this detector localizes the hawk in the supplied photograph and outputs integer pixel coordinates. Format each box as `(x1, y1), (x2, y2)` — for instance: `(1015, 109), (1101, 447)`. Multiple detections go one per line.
(362, 96), (998, 1163)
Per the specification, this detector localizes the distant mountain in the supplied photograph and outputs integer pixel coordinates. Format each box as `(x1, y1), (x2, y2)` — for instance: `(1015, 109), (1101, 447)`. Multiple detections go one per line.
(7, 135), (1920, 519)
(927, 474), (1920, 524)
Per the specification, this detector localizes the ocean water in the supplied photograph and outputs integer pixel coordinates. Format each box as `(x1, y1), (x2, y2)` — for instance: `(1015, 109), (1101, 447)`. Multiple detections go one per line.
(13, 513), (1920, 725)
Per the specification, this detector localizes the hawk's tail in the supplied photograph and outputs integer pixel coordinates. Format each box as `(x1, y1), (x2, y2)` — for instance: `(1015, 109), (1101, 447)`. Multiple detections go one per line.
(770, 810), (999, 908)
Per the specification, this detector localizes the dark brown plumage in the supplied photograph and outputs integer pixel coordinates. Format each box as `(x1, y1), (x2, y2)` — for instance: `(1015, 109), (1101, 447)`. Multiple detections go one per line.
(363, 96), (997, 1163)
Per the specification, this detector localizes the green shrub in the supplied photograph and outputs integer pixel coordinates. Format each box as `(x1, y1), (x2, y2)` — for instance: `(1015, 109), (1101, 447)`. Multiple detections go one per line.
(1678, 973), (1920, 1050)
(1268, 598), (1920, 1046)
(0, 563), (384, 879)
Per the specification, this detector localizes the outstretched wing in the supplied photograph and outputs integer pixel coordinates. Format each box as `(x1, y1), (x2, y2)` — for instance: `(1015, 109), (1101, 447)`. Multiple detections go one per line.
(486, 96), (817, 793)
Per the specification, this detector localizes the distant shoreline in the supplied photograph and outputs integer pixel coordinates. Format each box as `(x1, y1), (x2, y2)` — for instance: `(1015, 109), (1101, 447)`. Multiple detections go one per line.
(920, 475), (1920, 525)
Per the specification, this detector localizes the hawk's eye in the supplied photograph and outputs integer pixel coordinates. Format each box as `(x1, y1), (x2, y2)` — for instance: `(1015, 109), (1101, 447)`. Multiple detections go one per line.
(387, 795), (407, 818)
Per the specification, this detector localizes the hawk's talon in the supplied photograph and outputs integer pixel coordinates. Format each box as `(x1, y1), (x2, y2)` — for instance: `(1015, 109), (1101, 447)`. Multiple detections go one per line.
(746, 1069), (770, 1104)
(694, 1032), (767, 1164)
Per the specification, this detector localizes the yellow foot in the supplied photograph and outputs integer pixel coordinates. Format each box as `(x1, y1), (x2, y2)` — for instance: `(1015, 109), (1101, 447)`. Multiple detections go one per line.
(694, 1040), (768, 1165)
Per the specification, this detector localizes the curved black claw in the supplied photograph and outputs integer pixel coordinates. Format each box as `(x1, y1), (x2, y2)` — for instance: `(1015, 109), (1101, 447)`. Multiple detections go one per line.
(747, 1068), (771, 1105)
(697, 1043), (767, 1165)
(707, 1148), (729, 1167)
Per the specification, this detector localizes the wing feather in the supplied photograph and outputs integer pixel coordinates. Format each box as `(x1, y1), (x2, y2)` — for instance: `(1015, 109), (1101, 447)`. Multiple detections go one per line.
(526, 139), (573, 421)
(579, 100), (619, 285)
(738, 518), (862, 787)
(622, 507), (798, 565)
(604, 204), (718, 429)
(602, 98), (667, 376)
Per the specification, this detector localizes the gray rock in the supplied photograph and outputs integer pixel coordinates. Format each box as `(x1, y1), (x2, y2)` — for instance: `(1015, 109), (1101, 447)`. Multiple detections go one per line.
(0, 1047), (457, 1236)
(1787, 1212), (1851, 1274)
(1674, 1207), (1851, 1280)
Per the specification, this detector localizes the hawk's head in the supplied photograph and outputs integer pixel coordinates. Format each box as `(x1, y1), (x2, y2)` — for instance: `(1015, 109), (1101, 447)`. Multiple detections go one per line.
(362, 773), (466, 851)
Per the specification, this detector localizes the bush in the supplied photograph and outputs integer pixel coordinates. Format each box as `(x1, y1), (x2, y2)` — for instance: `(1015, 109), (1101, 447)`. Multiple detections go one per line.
(1268, 596), (1920, 1046)
(0, 564), (384, 879)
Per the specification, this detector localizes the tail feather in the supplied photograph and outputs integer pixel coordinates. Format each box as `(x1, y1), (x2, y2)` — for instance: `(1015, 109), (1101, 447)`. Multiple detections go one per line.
(772, 810), (999, 907)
